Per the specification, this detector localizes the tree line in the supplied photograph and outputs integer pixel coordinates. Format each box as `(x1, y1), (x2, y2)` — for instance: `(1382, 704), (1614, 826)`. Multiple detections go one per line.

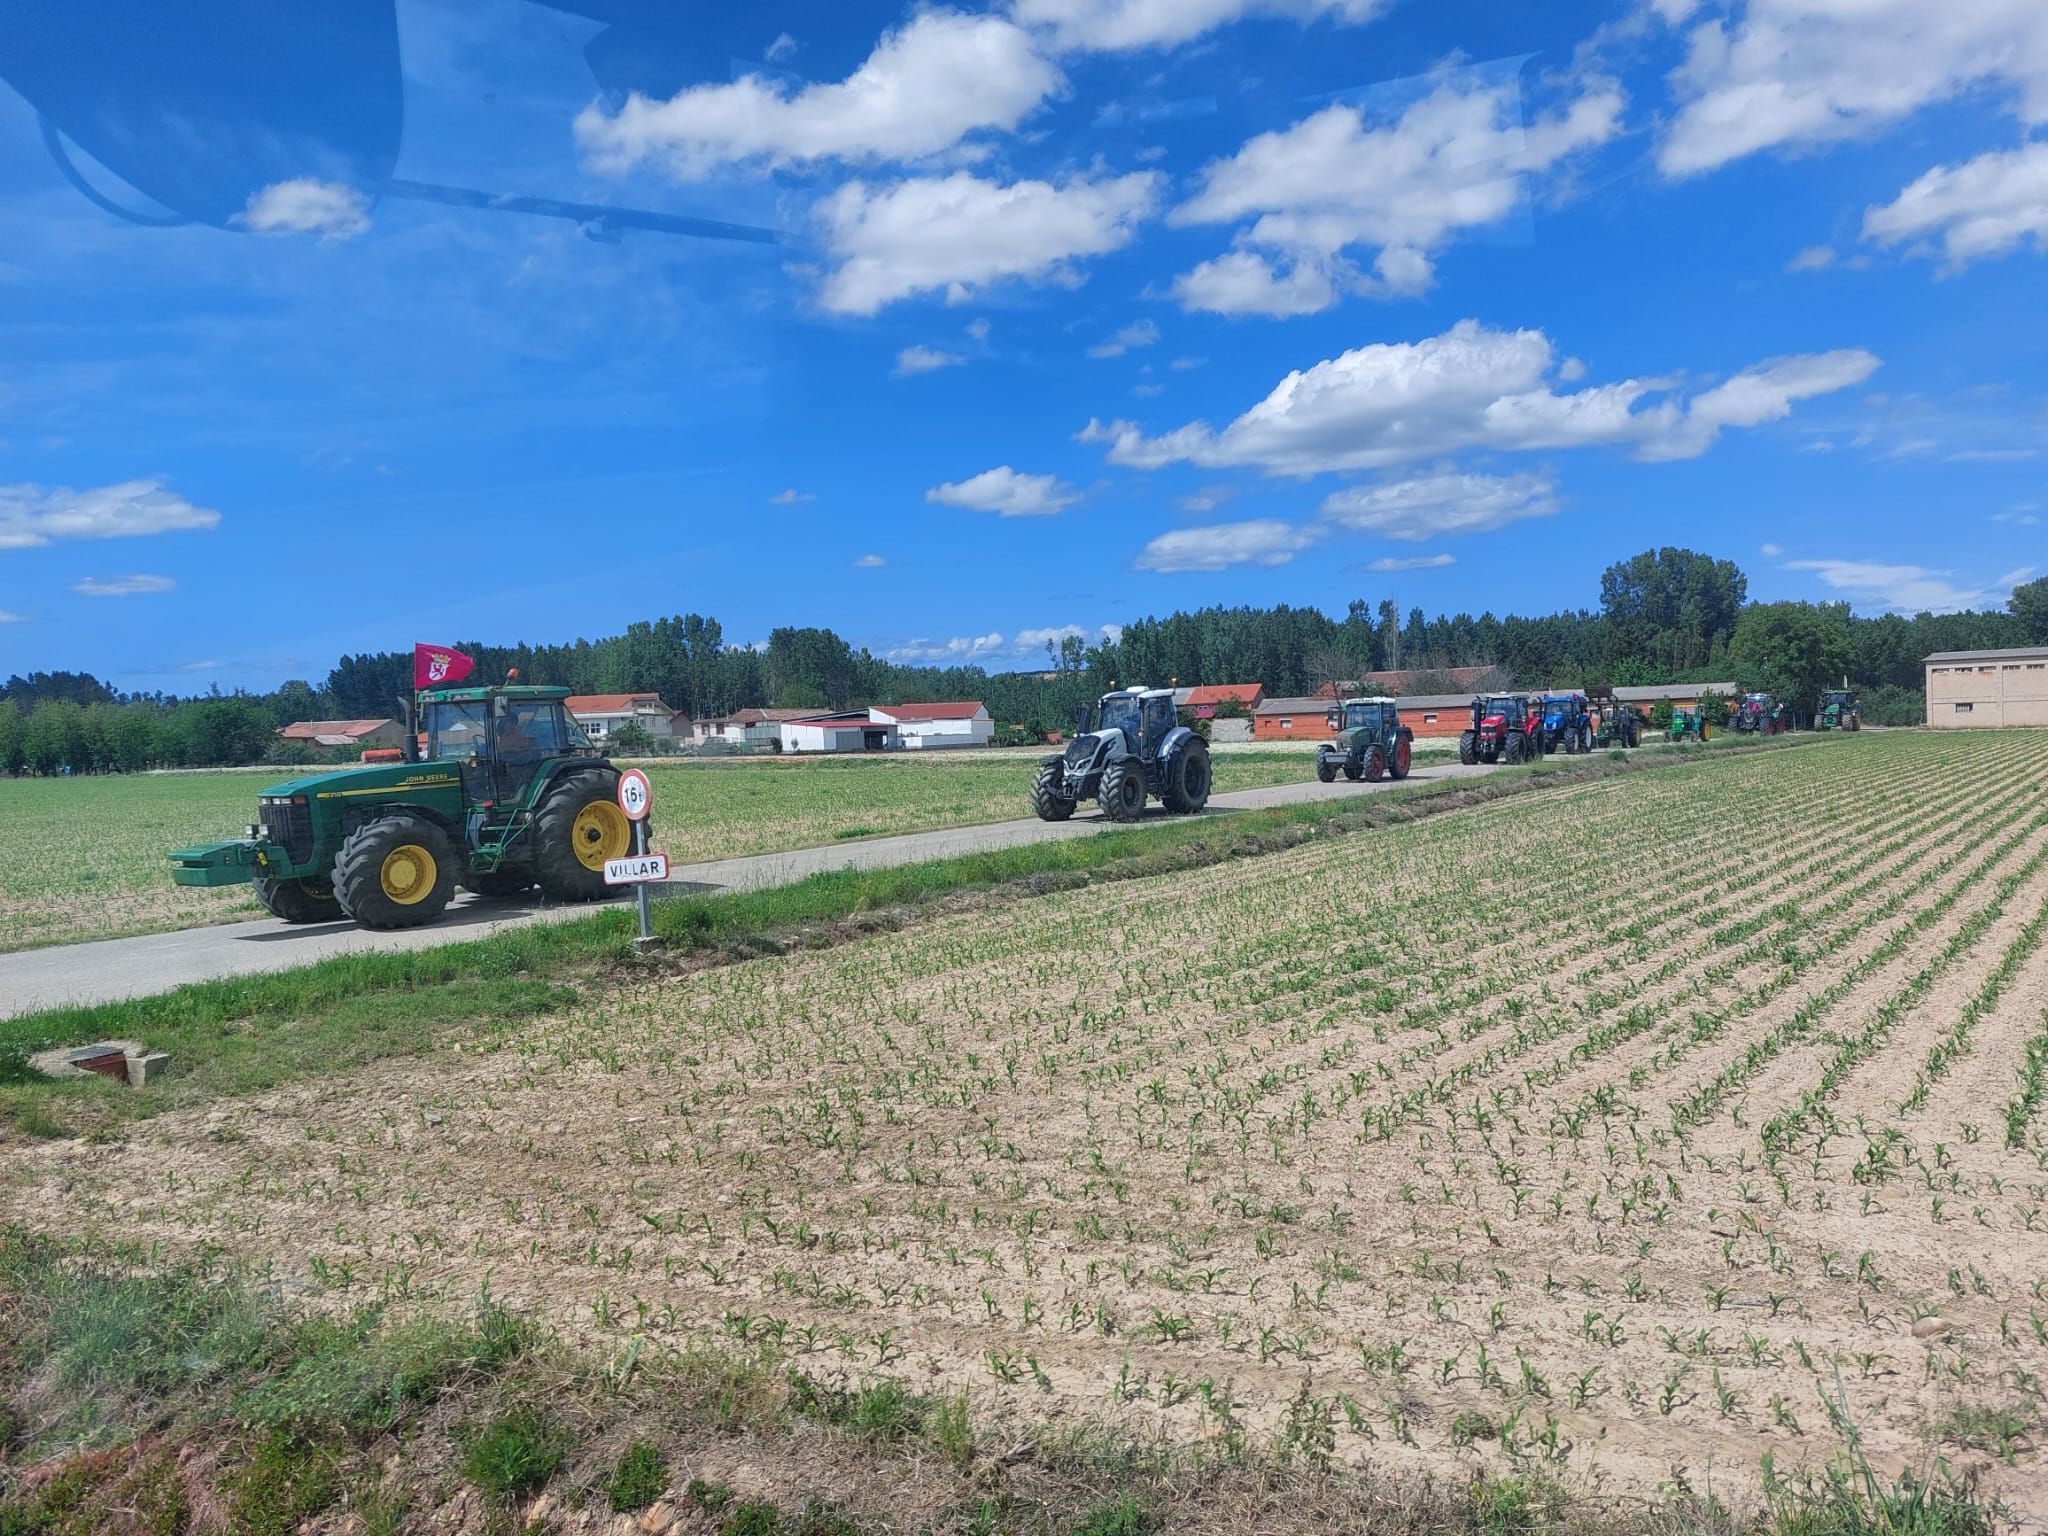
(5, 550), (2044, 772)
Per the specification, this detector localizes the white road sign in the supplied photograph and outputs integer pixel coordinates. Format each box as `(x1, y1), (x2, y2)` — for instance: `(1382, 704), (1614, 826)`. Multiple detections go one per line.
(603, 852), (669, 886)
(616, 767), (652, 822)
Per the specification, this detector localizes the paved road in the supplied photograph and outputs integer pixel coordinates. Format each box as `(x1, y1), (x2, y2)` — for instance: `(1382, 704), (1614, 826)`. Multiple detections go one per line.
(0, 762), (1499, 1018)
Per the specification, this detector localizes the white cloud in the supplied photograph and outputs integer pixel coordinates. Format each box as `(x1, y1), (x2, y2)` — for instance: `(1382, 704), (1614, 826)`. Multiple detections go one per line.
(0, 609), (23, 623)
(1016, 621), (1122, 651)
(0, 479), (221, 550)
(1178, 485), (1237, 514)
(770, 488), (816, 505)
(1994, 505), (2041, 526)
(575, 11), (1060, 178)
(1760, 541), (1783, 556)
(1787, 558), (2036, 614)
(1320, 470), (1560, 541)
(889, 631), (1009, 663)
(895, 345), (966, 376)
(766, 31), (799, 62)
(1080, 320), (1878, 476)
(236, 179), (371, 239)
(1134, 517), (1324, 572)
(1657, 1), (2048, 178)
(72, 573), (175, 598)
(1169, 65), (1625, 314)
(1011, 0), (1387, 52)
(854, 553), (887, 568)
(1862, 141), (2048, 270)
(1366, 553), (1456, 572)
(1170, 355), (1207, 371)
(1088, 318), (1160, 358)
(1787, 244), (1836, 272)
(816, 170), (1159, 315)
(926, 466), (1082, 516)
(966, 317), (992, 341)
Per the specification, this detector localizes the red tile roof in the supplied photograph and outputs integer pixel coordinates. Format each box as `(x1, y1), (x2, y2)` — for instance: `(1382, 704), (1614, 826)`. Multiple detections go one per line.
(1184, 684), (1263, 707)
(279, 719), (397, 741)
(566, 693), (668, 715)
(873, 700), (987, 721)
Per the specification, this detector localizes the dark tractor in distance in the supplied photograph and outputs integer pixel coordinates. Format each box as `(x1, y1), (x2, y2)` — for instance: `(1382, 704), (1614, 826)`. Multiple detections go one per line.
(170, 684), (634, 930)
(1816, 688), (1862, 731)
(1317, 698), (1414, 783)
(1032, 686), (1211, 823)
(1733, 692), (1788, 735)
(1460, 694), (1541, 766)
(1537, 693), (1594, 755)
(1587, 686), (1643, 748)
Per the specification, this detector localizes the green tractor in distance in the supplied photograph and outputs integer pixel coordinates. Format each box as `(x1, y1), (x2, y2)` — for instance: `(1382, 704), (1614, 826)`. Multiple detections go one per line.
(170, 684), (634, 930)
(1316, 698), (1414, 783)
(1816, 688), (1862, 731)
(1586, 686), (1643, 748)
(1668, 707), (1708, 743)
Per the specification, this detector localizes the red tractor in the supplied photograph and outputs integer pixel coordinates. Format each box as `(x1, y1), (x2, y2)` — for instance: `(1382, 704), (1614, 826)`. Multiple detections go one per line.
(1459, 693), (1542, 765)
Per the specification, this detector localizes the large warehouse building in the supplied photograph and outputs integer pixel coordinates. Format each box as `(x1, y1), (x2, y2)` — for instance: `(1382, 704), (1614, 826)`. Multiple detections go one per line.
(1925, 648), (2048, 728)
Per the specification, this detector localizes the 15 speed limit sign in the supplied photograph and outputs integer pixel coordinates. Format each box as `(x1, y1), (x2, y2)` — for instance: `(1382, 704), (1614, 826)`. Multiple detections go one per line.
(616, 768), (652, 821)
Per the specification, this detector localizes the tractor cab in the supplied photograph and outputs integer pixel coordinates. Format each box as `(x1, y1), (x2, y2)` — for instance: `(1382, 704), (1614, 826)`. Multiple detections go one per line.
(1460, 694), (1538, 765)
(1328, 698), (1396, 735)
(1733, 692), (1782, 734)
(422, 686), (598, 810)
(1077, 686), (1176, 757)
(1817, 689), (1861, 731)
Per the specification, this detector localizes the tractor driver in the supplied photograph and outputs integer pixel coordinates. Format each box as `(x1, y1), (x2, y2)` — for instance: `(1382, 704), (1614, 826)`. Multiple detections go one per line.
(495, 705), (547, 763)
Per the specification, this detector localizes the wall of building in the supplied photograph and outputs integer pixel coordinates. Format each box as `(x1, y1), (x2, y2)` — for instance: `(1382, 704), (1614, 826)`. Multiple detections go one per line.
(1926, 657), (2048, 728)
(895, 717), (994, 749)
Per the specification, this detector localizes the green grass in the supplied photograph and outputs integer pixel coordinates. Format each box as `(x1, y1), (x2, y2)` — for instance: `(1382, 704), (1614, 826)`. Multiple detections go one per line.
(0, 750), (1321, 953)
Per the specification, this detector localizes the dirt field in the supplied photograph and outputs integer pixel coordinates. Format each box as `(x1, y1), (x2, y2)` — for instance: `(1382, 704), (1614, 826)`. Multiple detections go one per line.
(0, 748), (1321, 952)
(7, 730), (2045, 1512)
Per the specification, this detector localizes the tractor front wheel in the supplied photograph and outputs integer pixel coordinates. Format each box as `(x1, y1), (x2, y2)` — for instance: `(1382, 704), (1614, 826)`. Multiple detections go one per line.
(1360, 745), (1386, 782)
(1315, 753), (1337, 784)
(252, 873), (342, 925)
(533, 768), (631, 902)
(1099, 758), (1147, 822)
(1032, 764), (1077, 822)
(1161, 739), (1211, 814)
(1504, 732), (1528, 765)
(1458, 731), (1478, 766)
(333, 815), (458, 930)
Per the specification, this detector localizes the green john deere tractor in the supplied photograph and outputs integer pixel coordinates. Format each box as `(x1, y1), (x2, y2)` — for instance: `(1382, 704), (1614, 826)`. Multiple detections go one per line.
(170, 684), (634, 930)
(1815, 688), (1862, 731)
(1316, 698), (1414, 783)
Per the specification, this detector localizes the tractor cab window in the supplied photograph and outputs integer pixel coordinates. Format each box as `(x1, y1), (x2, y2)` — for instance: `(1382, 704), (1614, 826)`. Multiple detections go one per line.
(1098, 695), (1141, 739)
(427, 700), (490, 760)
(1141, 694), (1173, 741)
(496, 700), (580, 761)
(1344, 704), (1377, 731)
(1487, 697), (1519, 719)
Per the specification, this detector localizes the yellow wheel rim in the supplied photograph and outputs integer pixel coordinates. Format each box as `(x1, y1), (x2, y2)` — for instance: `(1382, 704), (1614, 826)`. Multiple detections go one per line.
(379, 844), (437, 905)
(572, 800), (631, 872)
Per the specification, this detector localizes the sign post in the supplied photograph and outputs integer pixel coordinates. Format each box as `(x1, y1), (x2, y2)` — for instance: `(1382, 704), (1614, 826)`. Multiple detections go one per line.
(611, 768), (659, 949)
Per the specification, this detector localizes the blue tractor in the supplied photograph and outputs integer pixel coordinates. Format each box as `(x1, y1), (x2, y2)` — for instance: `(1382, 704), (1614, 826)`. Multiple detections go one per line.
(1537, 692), (1593, 755)
(1032, 686), (1211, 822)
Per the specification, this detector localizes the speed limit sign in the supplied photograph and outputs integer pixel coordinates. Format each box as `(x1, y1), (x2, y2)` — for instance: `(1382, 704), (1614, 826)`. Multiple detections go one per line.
(616, 767), (652, 822)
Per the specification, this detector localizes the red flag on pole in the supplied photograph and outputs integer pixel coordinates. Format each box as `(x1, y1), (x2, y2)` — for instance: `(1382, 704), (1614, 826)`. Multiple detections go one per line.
(413, 643), (476, 691)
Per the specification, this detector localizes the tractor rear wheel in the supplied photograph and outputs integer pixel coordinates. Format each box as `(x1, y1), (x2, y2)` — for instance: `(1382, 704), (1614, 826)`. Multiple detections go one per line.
(1390, 739), (1412, 779)
(1161, 739), (1211, 814)
(333, 815), (458, 930)
(1360, 745), (1386, 782)
(466, 869), (535, 900)
(1100, 758), (1146, 822)
(533, 768), (630, 902)
(1459, 731), (1478, 766)
(1504, 732), (1528, 765)
(252, 873), (342, 924)
(1031, 763), (1076, 822)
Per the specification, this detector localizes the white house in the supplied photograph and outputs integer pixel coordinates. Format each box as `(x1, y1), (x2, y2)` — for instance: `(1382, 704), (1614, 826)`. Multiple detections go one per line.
(868, 701), (993, 750)
(565, 693), (676, 744)
(780, 713), (901, 754)
(700, 708), (811, 747)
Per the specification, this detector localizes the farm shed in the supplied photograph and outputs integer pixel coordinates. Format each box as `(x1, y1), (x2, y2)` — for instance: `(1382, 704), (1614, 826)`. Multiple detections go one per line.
(701, 708), (812, 747)
(279, 718), (403, 749)
(565, 693), (676, 743)
(781, 713), (901, 753)
(1925, 648), (2048, 728)
(1251, 697), (1330, 741)
(1182, 683), (1265, 718)
(1387, 694), (1484, 738)
(868, 701), (992, 749)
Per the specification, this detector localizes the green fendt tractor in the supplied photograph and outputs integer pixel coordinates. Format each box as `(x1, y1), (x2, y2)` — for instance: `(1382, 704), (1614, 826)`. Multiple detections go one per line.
(1316, 698), (1414, 783)
(169, 684), (634, 930)
(1815, 688), (1862, 731)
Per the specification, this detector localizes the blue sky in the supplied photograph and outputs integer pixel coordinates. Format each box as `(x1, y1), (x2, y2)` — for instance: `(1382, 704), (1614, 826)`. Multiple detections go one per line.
(0, 0), (2042, 692)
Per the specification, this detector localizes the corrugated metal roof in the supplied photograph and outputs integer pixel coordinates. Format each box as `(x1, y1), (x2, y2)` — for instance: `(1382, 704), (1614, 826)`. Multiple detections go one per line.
(1925, 648), (2048, 663)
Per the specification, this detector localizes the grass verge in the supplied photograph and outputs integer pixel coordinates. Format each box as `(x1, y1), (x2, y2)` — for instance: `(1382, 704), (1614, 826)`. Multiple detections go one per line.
(0, 1226), (2006, 1536)
(0, 736), (1800, 1141)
